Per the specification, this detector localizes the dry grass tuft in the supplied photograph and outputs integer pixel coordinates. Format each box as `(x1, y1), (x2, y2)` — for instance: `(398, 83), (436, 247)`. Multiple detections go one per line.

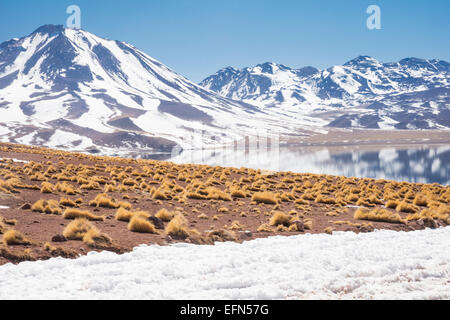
(115, 208), (150, 222)
(206, 187), (232, 201)
(2, 230), (32, 245)
(59, 198), (77, 207)
(315, 194), (336, 205)
(82, 228), (113, 247)
(354, 207), (405, 224)
(251, 192), (278, 205)
(165, 215), (190, 239)
(40, 182), (54, 194)
(89, 194), (118, 209)
(229, 186), (247, 198)
(63, 208), (104, 221)
(304, 219), (313, 230)
(413, 195), (428, 207)
(128, 215), (157, 234)
(257, 223), (274, 233)
(31, 199), (61, 215)
(63, 218), (95, 240)
(230, 220), (244, 230)
(395, 201), (417, 214)
(386, 200), (399, 209)
(207, 229), (237, 242)
(155, 208), (175, 222)
(269, 211), (292, 227)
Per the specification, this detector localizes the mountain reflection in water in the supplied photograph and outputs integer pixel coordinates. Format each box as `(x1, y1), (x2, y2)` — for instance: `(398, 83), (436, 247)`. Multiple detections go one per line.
(144, 145), (450, 185)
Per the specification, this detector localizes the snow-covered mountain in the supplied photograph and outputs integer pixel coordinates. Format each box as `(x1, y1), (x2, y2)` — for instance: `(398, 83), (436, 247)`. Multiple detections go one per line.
(200, 57), (450, 130)
(0, 25), (306, 155)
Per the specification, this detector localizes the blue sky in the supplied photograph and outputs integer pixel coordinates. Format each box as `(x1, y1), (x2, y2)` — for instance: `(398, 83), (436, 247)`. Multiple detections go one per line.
(0, 0), (449, 82)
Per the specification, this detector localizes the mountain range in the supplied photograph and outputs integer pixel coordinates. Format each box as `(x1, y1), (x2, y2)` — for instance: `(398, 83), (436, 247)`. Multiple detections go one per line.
(200, 57), (450, 130)
(0, 25), (449, 156)
(0, 25), (297, 155)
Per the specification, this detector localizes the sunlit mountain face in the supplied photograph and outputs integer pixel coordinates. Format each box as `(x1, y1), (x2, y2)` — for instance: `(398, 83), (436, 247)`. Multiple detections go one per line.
(201, 57), (450, 130)
(0, 25), (305, 155)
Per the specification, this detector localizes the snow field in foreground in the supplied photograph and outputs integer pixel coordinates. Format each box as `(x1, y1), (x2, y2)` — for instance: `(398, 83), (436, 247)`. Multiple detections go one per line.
(0, 227), (449, 300)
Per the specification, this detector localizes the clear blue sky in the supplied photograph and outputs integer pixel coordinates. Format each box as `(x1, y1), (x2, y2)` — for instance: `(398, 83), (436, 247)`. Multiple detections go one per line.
(0, 0), (449, 82)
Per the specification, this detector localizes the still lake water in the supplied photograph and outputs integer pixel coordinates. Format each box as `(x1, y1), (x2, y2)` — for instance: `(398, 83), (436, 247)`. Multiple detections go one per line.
(157, 144), (450, 185)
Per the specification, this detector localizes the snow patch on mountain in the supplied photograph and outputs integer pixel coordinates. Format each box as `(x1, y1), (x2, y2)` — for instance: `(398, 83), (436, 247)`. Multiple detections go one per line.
(200, 56), (450, 130)
(0, 25), (316, 155)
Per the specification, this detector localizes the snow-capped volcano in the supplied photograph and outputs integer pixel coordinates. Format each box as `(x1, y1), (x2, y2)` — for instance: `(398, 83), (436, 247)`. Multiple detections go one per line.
(0, 25), (302, 155)
(200, 56), (450, 130)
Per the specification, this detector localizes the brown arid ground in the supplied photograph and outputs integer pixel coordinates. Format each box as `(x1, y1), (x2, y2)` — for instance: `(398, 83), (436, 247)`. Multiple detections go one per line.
(0, 142), (449, 266)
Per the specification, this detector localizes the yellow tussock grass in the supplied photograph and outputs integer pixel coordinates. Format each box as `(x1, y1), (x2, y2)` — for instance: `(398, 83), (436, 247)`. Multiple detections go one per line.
(115, 207), (150, 222)
(386, 200), (399, 209)
(63, 208), (104, 221)
(89, 194), (118, 209)
(230, 220), (244, 230)
(230, 187), (247, 198)
(198, 213), (209, 220)
(31, 199), (61, 215)
(413, 195), (428, 207)
(155, 208), (175, 222)
(165, 215), (190, 239)
(63, 218), (95, 240)
(304, 219), (313, 230)
(59, 198), (77, 207)
(251, 192), (278, 205)
(257, 223), (274, 233)
(206, 187), (232, 201)
(354, 207), (405, 224)
(40, 181), (54, 194)
(2, 229), (32, 245)
(207, 229), (237, 242)
(395, 201), (417, 213)
(82, 228), (112, 247)
(269, 211), (292, 227)
(128, 215), (157, 233)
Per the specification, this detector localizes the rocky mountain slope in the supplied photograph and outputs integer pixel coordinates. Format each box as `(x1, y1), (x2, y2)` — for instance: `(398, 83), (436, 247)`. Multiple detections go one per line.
(0, 25), (304, 155)
(200, 57), (450, 130)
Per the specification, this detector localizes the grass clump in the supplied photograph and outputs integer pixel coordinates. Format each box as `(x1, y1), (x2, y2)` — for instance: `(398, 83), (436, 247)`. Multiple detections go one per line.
(115, 208), (150, 222)
(354, 207), (405, 224)
(304, 219), (313, 230)
(82, 228), (113, 247)
(31, 199), (62, 215)
(230, 186), (247, 198)
(207, 229), (237, 242)
(89, 194), (118, 209)
(257, 223), (274, 233)
(59, 198), (77, 207)
(40, 182), (54, 194)
(251, 192), (278, 205)
(269, 211), (292, 227)
(63, 218), (95, 240)
(165, 215), (190, 239)
(230, 220), (244, 230)
(63, 208), (104, 221)
(128, 215), (157, 234)
(395, 201), (417, 214)
(155, 208), (175, 222)
(2, 230), (32, 245)
(206, 187), (232, 201)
